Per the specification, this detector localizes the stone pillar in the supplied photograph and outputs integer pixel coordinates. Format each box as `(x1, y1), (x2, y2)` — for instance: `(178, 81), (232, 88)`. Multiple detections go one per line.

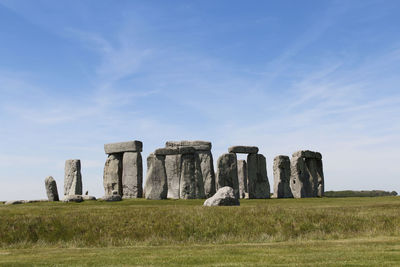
(103, 154), (123, 196)
(144, 153), (168, 200)
(165, 154), (182, 199)
(197, 150), (216, 198)
(122, 152), (143, 198)
(316, 153), (324, 197)
(45, 176), (59, 201)
(216, 153), (239, 199)
(247, 153), (270, 199)
(273, 155), (292, 198)
(64, 159), (82, 196)
(237, 160), (248, 199)
(179, 151), (205, 199)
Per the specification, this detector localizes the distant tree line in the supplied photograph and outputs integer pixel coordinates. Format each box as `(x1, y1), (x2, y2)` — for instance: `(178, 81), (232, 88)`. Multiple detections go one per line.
(325, 190), (398, 197)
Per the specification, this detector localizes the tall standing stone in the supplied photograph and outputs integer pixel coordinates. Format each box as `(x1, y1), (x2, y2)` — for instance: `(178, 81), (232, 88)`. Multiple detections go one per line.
(103, 154), (122, 196)
(273, 155), (292, 198)
(122, 152), (143, 198)
(165, 154), (182, 199)
(216, 153), (239, 199)
(179, 152), (205, 199)
(237, 160), (248, 199)
(247, 154), (270, 199)
(45, 176), (59, 201)
(64, 159), (82, 196)
(197, 151), (216, 198)
(144, 153), (168, 200)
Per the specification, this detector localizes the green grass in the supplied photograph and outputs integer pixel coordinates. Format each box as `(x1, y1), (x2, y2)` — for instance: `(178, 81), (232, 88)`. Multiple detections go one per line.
(1, 197), (400, 266)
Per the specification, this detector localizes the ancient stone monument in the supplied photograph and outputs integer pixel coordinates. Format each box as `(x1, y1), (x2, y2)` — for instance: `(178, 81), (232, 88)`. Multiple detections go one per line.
(273, 155), (292, 198)
(45, 176), (59, 201)
(203, 186), (240, 206)
(64, 159), (82, 196)
(290, 150), (324, 198)
(144, 153), (168, 200)
(216, 153), (239, 198)
(103, 140), (143, 199)
(237, 160), (248, 199)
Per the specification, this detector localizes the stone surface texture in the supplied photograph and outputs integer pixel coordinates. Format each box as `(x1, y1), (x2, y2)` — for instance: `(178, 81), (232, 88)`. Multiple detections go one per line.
(197, 151), (216, 198)
(237, 160), (248, 199)
(273, 156), (293, 198)
(64, 159), (82, 196)
(216, 153), (239, 199)
(122, 152), (143, 198)
(165, 141), (212, 151)
(154, 147), (196, 155)
(62, 195), (84, 203)
(144, 153), (168, 200)
(103, 154), (123, 196)
(247, 154), (270, 199)
(104, 140), (143, 154)
(82, 195), (96, 200)
(290, 150), (324, 198)
(165, 154), (182, 199)
(228, 146), (259, 154)
(203, 186), (240, 206)
(45, 176), (59, 201)
(179, 153), (205, 199)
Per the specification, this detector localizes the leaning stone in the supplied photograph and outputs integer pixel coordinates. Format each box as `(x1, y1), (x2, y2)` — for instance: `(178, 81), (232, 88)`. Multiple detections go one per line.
(62, 195), (83, 203)
(237, 160), (248, 199)
(165, 140), (212, 150)
(144, 153), (168, 200)
(179, 153), (205, 199)
(5, 200), (26, 205)
(273, 156), (292, 198)
(203, 186), (240, 206)
(82, 195), (96, 200)
(165, 154), (182, 199)
(104, 140), (143, 154)
(45, 176), (59, 201)
(64, 160), (82, 196)
(228, 146), (259, 154)
(247, 153), (270, 199)
(122, 152), (143, 198)
(216, 153), (239, 199)
(103, 154), (123, 196)
(197, 150), (216, 198)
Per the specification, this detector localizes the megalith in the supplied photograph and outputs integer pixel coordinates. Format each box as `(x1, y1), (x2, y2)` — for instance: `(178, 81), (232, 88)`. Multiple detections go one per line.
(64, 159), (82, 196)
(45, 176), (59, 201)
(203, 186), (240, 206)
(237, 160), (248, 199)
(216, 153), (239, 199)
(165, 154), (182, 199)
(103, 154), (123, 196)
(247, 153), (270, 199)
(179, 151), (205, 199)
(122, 152), (143, 198)
(290, 150), (324, 198)
(144, 153), (168, 200)
(273, 155), (292, 198)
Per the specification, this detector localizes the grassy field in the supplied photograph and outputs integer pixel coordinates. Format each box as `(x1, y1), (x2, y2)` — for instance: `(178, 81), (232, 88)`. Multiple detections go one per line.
(1, 197), (400, 266)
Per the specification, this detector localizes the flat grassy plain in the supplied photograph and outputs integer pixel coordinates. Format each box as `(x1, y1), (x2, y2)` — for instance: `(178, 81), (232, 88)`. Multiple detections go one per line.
(1, 197), (400, 266)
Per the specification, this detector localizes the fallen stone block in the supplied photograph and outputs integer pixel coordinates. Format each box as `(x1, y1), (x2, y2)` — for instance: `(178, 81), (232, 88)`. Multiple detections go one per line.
(82, 195), (97, 200)
(62, 195), (84, 203)
(203, 186), (240, 206)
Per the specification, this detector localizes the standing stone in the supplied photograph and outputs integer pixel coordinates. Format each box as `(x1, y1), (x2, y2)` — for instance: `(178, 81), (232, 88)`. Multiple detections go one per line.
(122, 152), (143, 198)
(216, 153), (239, 199)
(197, 151), (216, 198)
(237, 160), (248, 199)
(103, 154), (122, 196)
(165, 154), (182, 199)
(316, 156), (324, 197)
(64, 159), (82, 196)
(247, 154), (270, 199)
(179, 152), (205, 199)
(45, 176), (59, 201)
(273, 156), (293, 198)
(144, 153), (168, 200)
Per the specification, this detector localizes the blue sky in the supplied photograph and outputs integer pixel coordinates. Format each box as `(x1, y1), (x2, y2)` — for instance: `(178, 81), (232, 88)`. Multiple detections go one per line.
(1, 0), (400, 200)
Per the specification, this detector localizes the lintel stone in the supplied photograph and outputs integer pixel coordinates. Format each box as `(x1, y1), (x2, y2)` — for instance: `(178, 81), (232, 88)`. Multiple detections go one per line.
(228, 146), (259, 154)
(104, 140), (143, 154)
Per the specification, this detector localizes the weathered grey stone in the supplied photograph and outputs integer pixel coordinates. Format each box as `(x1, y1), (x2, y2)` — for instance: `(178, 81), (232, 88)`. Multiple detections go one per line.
(165, 154), (182, 199)
(228, 146), (259, 154)
(144, 153), (168, 200)
(247, 154), (270, 199)
(179, 153), (205, 199)
(166, 140), (212, 150)
(82, 195), (96, 200)
(154, 147), (196, 155)
(101, 192), (122, 201)
(197, 151), (216, 198)
(203, 186), (240, 206)
(237, 160), (248, 199)
(64, 160), (82, 196)
(103, 154), (122, 196)
(290, 150), (324, 198)
(62, 195), (84, 203)
(216, 153), (239, 199)
(104, 140), (143, 154)
(45, 176), (59, 201)
(25, 199), (48, 203)
(273, 156), (292, 198)
(122, 152), (143, 198)
(5, 200), (26, 205)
